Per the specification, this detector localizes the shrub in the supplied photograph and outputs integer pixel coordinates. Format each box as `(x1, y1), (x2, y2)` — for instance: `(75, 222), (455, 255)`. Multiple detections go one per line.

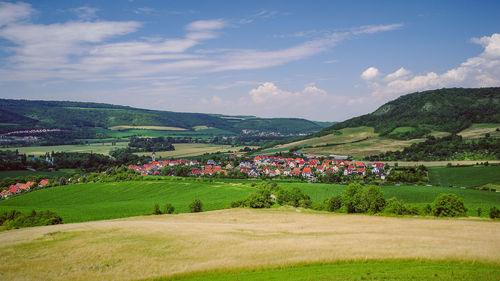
(384, 197), (406, 215)
(490, 206), (500, 219)
(153, 203), (162, 215)
(422, 204), (433, 215)
(0, 209), (63, 230)
(432, 193), (467, 217)
(164, 203), (175, 214)
(477, 207), (482, 217)
(189, 199), (203, 213)
(326, 195), (342, 212)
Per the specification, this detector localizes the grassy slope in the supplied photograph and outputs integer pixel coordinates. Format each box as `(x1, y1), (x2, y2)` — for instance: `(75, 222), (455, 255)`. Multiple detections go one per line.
(457, 123), (500, 139)
(1, 179), (499, 222)
(152, 260), (500, 281)
(428, 165), (500, 187)
(135, 143), (258, 158)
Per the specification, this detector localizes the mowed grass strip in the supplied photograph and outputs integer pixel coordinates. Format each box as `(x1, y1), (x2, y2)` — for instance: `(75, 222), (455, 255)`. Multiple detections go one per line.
(150, 260), (500, 281)
(0, 180), (254, 223)
(0, 209), (498, 281)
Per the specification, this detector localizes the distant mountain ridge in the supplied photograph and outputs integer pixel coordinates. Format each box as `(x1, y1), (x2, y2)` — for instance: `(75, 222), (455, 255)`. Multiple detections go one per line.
(0, 99), (332, 135)
(318, 87), (500, 139)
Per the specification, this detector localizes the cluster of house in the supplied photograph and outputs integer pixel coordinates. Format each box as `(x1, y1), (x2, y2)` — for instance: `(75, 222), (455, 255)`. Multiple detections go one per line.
(128, 154), (388, 180)
(0, 179), (49, 199)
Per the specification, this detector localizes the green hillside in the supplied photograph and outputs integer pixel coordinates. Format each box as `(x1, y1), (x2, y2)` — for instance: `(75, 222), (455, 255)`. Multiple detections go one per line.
(321, 87), (500, 139)
(0, 99), (327, 135)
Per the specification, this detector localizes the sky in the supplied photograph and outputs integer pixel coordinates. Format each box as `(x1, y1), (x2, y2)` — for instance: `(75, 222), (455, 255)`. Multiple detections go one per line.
(0, 0), (499, 122)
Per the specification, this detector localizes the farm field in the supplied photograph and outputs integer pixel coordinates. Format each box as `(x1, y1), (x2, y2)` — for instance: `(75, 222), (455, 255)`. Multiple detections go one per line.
(428, 165), (500, 187)
(458, 123), (500, 139)
(109, 125), (187, 131)
(384, 160), (500, 167)
(1, 179), (499, 222)
(0, 208), (498, 281)
(136, 143), (257, 158)
(0, 142), (128, 156)
(0, 169), (76, 180)
(103, 127), (235, 139)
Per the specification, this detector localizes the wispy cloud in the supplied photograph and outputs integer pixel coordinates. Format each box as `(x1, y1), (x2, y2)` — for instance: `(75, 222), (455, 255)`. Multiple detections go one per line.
(0, 1), (34, 26)
(71, 6), (99, 21)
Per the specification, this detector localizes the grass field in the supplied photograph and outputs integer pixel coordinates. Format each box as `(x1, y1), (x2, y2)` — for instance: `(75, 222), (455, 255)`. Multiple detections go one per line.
(104, 128), (235, 139)
(154, 260), (500, 281)
(428, 165), (500, 187)
(384, 160), (500, 167)
(0, 208), (498, 281)
(0, 142), (128, 156)
(458, 123), (500, 139)
(109, 126), (187, 131)
(1, 179), (499, 222)
(136, 143), (257, 158)
(272, 126), (426, 157)
(0, 169), (76, 180)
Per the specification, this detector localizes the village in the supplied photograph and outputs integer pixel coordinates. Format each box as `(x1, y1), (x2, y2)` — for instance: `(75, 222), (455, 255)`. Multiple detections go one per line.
(127, 153), (388, 180)
(1, 179), (49, 199)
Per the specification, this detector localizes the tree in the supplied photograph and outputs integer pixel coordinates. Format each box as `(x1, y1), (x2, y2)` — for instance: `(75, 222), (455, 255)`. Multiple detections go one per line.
(490, 206), (500, 219)
(342, 183), (363, 213)
(357, 185), (386, 213)
(189, 199), (203, 213)
(432, 193), (467, 217)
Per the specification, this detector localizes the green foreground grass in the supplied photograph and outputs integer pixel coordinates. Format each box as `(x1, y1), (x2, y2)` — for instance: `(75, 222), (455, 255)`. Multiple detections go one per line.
(1, 178), (499, 223)
(149, 260), (500, 281)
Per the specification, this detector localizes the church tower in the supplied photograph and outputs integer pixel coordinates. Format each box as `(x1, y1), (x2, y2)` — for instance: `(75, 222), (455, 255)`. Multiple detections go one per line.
(152, 149), (156, 162)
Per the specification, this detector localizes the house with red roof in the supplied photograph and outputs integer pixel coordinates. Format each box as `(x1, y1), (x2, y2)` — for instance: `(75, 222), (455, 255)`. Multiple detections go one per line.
(39, 179), (49, 187)
(302, 167), (312, 178)
(1, 189), (12, 199)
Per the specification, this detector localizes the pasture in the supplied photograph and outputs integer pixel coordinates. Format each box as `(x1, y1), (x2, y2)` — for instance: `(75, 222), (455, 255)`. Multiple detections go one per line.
(0, 208), (498, 281)
(136, 143), (257, 158)
(458, 123), (500, 139)
(1, 179), (499, 222)
(428, 165), (500, 187)
(109, 125), (187, 131)
(0, 142), (128, 156)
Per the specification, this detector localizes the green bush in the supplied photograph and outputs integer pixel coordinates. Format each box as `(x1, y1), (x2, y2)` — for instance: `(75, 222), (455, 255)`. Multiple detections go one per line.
(231, 182), (311, 209)
(189, 199), (203, 213)
(357, 185), (386, 213)
(326, 195), (342, 212)
(153, 203), (162, 215)
(490, 206), (500, 219)
(342, 183), (363, 213)
(384, 197), (406, 215)
(0, 209), (63, 230)
(432, 193), (467, 217)
(164, 203), (175, 214)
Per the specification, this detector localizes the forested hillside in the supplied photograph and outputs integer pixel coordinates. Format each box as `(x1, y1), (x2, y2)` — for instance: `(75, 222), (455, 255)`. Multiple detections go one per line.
(320, 87), (500, 139)
(0, 99), (328, 135)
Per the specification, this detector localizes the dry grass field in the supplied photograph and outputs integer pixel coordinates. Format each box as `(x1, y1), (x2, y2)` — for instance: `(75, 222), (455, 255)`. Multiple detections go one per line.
(458, 123), (500, 139)
(0, 208), (498, 281)
(0, 142), (128, 156)
(108, 126), (188, 131)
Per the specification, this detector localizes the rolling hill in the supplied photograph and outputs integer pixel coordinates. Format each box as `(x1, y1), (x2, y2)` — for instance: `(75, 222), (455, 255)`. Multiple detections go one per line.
(320, 87), (500, 139)
(0, 99), (331, 136)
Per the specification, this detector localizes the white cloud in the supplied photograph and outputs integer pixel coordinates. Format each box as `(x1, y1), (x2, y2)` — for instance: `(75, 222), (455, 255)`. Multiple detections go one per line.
(185, 19), (226, 31)
(384, 67), (411, 81)
(134, 7), (155, 15)
(71, 6), (99, 21)
(0, 1), (34, 26)
(363, 33), (500, 99)
(361, 67), (380, 80)
(353, 23), (403, 35)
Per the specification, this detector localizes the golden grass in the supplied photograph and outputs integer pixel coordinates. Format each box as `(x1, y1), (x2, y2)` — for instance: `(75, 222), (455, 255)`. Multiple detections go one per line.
(0, 208), (498, 281)
(458, 123), (500, 139)
(192, 126), (212, 131)
(135, 143), (258, 158)
(277, 127), (378, 149)
(108, 126), (187, 131)
(219, 116), (245, 120)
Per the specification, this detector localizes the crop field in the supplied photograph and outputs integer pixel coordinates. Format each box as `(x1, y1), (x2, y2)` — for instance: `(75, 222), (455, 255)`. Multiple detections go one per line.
(0, 208), (498, 281)
(103, 127), (234, 139)
(109, 125), (187, 131)
(136, 143), (257, 158)
(428, 165), (500, 187)
(0, 142), (128, 156)
(0, 169), (76, 180)
(384, 160), (500, 167)
(1, 179), (499, 222)
(458, 123), (500, 139)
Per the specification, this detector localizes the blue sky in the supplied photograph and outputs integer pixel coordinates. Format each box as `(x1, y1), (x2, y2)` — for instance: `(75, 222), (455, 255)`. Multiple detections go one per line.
(0, 0), (499, 121)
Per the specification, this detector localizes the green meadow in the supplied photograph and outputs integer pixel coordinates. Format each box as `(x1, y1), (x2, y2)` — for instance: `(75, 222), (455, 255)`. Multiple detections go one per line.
(1, 178), (499, 223)
(151, 260), (500, 281)
(428, 165), (500, 187)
